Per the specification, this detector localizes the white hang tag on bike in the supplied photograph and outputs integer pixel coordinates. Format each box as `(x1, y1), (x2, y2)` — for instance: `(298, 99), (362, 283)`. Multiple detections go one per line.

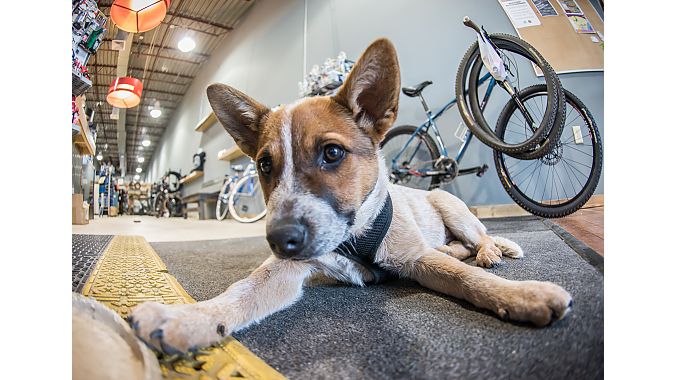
(572, 125), (584, 144)
(477, 33), (506, 82)
(455, 122), (468, 142)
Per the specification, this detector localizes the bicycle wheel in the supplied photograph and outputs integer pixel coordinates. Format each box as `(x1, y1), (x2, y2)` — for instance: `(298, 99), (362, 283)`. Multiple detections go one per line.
(228, 174), (267, 223)
(380, 125), (441, 190)
(494, 85), (603, 218)
(216, 178), (233, 221)
(456, 33), (564, 155)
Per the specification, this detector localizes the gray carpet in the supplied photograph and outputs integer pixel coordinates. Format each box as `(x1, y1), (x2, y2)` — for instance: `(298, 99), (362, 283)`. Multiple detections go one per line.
(151, 217), (603, 379)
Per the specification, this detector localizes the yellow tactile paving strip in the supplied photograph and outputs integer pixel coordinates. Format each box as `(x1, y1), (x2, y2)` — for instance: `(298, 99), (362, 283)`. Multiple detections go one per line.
(81, 235), (285, 380)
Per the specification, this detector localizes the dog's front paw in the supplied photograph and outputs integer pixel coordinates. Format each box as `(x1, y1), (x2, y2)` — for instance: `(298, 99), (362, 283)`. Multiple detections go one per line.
(129, 302), (227, 353)
(476, 244), (502, 268)
(496, 281), (572, 326)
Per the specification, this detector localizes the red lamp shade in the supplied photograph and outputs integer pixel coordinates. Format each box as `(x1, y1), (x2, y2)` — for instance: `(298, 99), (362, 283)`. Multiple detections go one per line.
(110, 0), (170, 33)
(107, 77), (143, 108)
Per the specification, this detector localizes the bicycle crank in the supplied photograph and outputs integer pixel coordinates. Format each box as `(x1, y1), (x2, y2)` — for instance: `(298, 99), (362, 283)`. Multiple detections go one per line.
(434, 157), (460, 181)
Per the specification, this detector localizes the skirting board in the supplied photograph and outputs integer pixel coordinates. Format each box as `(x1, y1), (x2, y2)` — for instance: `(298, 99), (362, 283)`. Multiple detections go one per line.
(469, 194), (604, 219)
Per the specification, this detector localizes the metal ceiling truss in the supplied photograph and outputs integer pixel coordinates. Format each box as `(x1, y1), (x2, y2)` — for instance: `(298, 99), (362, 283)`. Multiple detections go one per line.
(86, 0), (256, 172)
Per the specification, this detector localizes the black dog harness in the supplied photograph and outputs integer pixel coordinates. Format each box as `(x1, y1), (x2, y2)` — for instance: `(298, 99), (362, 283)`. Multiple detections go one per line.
(334, 193), (394, 284)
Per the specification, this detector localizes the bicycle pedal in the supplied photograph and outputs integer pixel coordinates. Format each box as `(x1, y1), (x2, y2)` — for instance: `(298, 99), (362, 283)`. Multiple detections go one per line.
(477, 164), (489, 177)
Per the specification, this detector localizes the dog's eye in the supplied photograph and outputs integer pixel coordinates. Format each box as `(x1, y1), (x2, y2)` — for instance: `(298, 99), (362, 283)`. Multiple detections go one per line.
(258, 156), (272, 175)
(323, 144), (345, 164)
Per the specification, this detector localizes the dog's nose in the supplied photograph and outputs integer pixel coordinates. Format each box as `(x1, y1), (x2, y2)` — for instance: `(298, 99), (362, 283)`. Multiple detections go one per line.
(267, 223), (307, 258)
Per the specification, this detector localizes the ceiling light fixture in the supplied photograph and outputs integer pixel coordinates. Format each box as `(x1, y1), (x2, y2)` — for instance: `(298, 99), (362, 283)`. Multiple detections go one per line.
(136, 167), (143, 173)
(150, 100), (162, 118)
(138, 157), (145, 163)
(96, 153), (103, 161)
(107, 77), (143, 108)
(134, 174), (140, 180)
(142, 138), (151, 147)
(110, 0), (170, 33)
(178, 36), (196, 52)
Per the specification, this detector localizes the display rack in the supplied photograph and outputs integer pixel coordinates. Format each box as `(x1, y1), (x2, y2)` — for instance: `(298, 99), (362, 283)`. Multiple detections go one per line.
(72, 69), (93, 96)
(72, 95), (96, 156)
(195, 112), (217, 132)
(217, 146), (245, 161)
(180, 170), (204, 185)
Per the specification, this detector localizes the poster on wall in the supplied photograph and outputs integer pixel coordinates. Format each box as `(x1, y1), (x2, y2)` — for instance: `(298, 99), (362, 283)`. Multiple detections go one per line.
(532, 0), (558, 16)
(498, 0), (541, 28)
(557, 0), (596, 33)
(497, 0), (604, 75)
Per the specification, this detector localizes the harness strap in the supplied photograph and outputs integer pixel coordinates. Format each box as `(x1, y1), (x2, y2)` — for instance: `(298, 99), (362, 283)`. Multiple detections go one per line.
(334, 193), (393, 284)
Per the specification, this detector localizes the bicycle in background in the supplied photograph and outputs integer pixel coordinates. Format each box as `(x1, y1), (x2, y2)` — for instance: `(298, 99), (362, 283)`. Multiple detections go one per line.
(216, 160), (267, 223)
(380, 17), (602, 218)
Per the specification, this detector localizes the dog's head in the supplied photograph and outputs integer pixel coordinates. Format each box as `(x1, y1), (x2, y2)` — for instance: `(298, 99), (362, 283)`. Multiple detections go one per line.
(207, 39), (400, 260)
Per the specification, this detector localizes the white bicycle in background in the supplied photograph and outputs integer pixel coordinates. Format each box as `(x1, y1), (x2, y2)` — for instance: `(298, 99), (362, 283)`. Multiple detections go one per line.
(215, 160), (267, 223)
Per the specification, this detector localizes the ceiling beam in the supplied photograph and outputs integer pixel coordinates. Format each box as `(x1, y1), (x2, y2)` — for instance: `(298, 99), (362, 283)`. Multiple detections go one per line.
(102, 38), (210, 59)
(91, 83), (185, 97)
(90, 63), (194, 79)
(94, 72), (191, 87)
(98, 48), (205, 65)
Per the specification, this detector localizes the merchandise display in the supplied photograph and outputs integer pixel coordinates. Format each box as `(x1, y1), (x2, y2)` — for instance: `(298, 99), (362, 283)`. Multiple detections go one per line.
(192, 148), (206, 173)
(72, 0), (106, 96)
(299, 52), (354, 97)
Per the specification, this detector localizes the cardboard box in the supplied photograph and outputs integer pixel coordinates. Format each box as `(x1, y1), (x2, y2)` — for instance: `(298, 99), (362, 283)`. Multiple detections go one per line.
(109, 206), (118, 217)
(72, 194), (88, 225)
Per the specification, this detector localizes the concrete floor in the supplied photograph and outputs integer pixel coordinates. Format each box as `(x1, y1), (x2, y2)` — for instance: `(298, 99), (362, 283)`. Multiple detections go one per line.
(72, 215), (266, 242)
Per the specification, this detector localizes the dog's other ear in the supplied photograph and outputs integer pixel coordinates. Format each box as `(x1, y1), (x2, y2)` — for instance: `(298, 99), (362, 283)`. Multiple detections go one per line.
(333, 38), (400, 142)
(207, 84), (269, 157)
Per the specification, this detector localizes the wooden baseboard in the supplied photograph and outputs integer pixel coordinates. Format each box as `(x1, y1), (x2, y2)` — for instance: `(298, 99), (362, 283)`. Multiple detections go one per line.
(469, 194), (604, 219)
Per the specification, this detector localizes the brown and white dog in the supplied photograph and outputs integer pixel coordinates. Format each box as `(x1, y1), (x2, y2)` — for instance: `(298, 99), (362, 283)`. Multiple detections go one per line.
(129, 39), (572, 353)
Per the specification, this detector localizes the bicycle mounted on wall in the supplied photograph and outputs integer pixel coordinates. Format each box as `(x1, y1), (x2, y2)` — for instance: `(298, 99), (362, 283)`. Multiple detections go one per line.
(380, 17), (602, 218)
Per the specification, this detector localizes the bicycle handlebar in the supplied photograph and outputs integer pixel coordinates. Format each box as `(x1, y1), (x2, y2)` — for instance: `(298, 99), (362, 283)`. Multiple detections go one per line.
(463, 16), (481, 33)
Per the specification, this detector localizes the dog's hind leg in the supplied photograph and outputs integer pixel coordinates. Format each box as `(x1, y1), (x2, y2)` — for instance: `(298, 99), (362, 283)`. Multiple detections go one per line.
(426, 190), (522, 268)
(436, 241), (473, 261)
(408, 248), (572, 326)
(129, 256), (314, 353)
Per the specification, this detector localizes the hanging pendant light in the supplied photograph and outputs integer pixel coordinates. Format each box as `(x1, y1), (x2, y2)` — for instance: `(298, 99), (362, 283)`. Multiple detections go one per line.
(107, 77), (143, 108)
(110, 0), (170, 33)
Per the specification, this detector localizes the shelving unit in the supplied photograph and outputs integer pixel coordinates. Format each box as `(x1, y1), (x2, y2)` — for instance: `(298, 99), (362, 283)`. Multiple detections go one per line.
(72, 69), (92, 96)
(72, 95), (95, 156)
(195, 112), (217, 132)
(180, 170), (204, 184)
(217, 146), (245, 161)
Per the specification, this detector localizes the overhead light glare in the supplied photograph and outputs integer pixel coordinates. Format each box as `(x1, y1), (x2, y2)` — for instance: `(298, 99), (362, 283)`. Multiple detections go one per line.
(178, 36), (196, 52)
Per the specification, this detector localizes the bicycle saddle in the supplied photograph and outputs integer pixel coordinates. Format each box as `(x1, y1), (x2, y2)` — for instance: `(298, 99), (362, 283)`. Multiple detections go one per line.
(231, 164), (244, 172)
(402, 81), (433, 97)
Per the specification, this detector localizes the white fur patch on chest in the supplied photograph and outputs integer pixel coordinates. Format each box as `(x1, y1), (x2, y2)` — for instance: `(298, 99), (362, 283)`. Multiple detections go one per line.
(312, 253), (371, 286)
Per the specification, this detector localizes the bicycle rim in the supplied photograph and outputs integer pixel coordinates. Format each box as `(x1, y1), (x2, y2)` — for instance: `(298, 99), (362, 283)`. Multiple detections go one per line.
(216, 180), (232, 221)
(380, 125), (440, 190)
(494, 86), (602, 217)
(228, 174), (267, 223)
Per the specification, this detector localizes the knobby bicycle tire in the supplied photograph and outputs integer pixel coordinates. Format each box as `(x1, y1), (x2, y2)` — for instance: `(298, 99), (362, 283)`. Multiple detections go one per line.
(494, 84), (603, 218)
(455, 33), (564, 155)
(380, 125), (441, 190)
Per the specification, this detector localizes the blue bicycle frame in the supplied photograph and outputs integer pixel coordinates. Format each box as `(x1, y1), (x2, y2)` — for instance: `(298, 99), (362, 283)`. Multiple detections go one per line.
(392, 72), (495, 175)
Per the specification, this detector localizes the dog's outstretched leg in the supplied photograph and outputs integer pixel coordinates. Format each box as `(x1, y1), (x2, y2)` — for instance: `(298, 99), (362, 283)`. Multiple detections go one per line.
(130, 256), (314, 353)
(427, 190), (521, 267)
(410, 249), (572, 326)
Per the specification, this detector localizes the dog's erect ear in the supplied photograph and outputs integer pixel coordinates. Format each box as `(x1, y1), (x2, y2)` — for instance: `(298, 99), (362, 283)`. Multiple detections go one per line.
(333, 38), (400, 142)
(207, 84), (269, 157)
